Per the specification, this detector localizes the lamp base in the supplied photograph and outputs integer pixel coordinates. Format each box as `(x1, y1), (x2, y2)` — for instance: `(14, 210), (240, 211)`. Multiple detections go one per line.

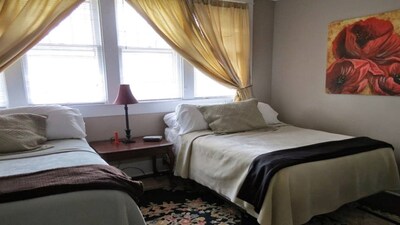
(124, 128), (134, 144)
(122, 139), (136, 144)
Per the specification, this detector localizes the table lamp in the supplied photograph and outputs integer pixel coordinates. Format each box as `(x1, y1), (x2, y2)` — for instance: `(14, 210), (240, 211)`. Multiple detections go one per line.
(113, 84), (138, 143)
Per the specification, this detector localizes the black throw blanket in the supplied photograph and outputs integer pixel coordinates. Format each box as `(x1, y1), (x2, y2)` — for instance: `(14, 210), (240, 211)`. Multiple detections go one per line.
(237, 137), (393, 213)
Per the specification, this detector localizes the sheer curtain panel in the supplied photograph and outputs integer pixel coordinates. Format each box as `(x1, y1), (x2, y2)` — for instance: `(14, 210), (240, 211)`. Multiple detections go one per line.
(125, 0), (252, 101)
(0, 0), (84, 72)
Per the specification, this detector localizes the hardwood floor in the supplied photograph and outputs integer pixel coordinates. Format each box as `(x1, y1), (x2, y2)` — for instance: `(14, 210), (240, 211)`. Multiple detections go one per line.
(140, 175), (171, 191)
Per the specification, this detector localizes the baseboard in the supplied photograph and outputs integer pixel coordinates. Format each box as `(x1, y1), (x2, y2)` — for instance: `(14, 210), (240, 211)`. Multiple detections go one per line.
(385, 190), (400, 197)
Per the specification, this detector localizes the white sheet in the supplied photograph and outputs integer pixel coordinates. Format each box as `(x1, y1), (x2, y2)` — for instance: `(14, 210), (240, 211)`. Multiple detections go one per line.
(174, 125), (400, 225)
(0, 139), (146, 225)
(165, 126), (181, 155)
(0, 139), (105, 176)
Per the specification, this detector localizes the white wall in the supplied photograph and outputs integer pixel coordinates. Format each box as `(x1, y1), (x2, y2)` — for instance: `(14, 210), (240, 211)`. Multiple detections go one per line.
(271, 0), (400, 173)
(252, 0), (275, 102)
(85, 113), (166, 141)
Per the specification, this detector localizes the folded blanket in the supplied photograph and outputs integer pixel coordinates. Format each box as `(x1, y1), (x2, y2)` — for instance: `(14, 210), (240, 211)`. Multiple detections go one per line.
(0, 164), (143, 203)
(237, 137), (393, 212)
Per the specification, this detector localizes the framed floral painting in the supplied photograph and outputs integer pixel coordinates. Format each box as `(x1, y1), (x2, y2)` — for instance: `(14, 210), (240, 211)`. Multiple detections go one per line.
(326, 9), (400, 96)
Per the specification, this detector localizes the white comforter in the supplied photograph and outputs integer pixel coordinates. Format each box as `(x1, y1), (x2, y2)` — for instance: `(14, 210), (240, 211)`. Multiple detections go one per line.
(0, 139), (146, 225)
(174, 125), (400, 225)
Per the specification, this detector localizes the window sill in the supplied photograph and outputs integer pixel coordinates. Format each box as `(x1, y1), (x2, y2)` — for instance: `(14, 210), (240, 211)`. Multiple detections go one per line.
(70, 97), (233, 118)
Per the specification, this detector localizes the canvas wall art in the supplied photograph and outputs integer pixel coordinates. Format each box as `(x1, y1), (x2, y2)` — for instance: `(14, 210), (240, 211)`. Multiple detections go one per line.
(326, 9), (400, 96)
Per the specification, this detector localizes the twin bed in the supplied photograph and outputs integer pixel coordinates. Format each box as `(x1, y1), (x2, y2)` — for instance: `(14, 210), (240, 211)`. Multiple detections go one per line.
(1, 101), (399, 225)
(164, 99), (400, 225)
(0, 105), (146, 225)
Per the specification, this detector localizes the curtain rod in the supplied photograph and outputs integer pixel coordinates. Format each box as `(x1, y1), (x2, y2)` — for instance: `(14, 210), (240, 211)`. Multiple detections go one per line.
(222, 0), (254, 5)
(196, 0), (254, 6)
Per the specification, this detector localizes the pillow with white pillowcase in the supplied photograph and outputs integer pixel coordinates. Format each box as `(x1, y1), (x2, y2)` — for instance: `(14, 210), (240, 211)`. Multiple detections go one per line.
(257, 102), (280, 124)
(175, 104), (209, 135)
(0, 105), (86, 140)
(163, 112), (179, 129)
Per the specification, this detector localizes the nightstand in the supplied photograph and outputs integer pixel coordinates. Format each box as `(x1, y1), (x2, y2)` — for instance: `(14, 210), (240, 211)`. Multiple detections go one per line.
(89, 137), (174, 176)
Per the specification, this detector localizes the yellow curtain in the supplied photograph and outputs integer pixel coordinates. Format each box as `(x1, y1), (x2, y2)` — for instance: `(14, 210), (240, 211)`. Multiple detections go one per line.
(125, 0), (252, 101)
(0, 0), (84, 72)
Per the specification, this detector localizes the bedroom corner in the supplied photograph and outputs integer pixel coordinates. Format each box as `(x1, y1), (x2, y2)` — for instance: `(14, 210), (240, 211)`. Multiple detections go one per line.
(271, 0), (400, 182)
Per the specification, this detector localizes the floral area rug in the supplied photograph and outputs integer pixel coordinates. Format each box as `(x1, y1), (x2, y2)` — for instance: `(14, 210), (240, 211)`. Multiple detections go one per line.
(138, 187), (400, 225)
(138, 187), (241, 225)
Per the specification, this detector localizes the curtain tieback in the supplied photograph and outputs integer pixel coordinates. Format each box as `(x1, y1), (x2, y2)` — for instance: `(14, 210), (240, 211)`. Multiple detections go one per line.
(235, 85), (253, 101)
(238, 85), (253, 90)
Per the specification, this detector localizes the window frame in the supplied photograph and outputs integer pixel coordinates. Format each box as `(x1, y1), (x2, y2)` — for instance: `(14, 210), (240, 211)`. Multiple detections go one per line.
(0, 72), (7, 107)
(1, 0), (250, 116)
(22, 0), (106, 105)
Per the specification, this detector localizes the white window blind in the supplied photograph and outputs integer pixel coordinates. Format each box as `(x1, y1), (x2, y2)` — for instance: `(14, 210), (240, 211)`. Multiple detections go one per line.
(23, 0), (106, 105)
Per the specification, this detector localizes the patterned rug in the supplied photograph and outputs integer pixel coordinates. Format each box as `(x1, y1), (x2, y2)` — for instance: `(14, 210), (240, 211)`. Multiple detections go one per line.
(138, 187), (400, 225)
(139, 188), (241, 225)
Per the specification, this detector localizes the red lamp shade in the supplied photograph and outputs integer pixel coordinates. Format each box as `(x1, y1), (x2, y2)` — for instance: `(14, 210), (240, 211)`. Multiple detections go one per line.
(113, 84), (138, 143)
(113, 84), (138, 105)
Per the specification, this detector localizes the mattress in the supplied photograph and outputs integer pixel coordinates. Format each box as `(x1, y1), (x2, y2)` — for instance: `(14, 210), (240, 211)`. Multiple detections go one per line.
(0, 139), (146, 225)
(173, 124), (400, 225)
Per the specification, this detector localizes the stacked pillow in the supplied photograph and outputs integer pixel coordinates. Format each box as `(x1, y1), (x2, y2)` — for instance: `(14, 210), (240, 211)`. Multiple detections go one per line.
(257, 101), (280, 125)
(0, 105), (86, 140)
(0, 105), (86, 154)
(0, 113), (48, 153)
(163, 99), (280, 135)
(198, 99), (267, 134)
(175, 104), (209, 134)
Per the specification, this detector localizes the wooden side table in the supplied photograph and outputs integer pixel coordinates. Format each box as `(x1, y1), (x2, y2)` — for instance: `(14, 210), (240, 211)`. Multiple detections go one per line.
(90, 137), (174, 176)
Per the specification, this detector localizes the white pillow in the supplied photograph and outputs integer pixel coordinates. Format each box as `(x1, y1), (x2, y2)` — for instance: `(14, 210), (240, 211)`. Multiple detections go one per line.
(257, 102), (280, 124)
(163, 112), (179, 128)
(0, 105), (86, 140)
(175, 104), (208, 135)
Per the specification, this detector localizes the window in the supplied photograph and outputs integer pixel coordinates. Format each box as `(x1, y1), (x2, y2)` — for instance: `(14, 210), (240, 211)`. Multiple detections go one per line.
(194, 69), (236, 98)
(3, 0), (235, 113)
(115, 0), (181, 100)
(0, 73), (7, 107)
(115, 0), (233, 101)
(23, 0), (105, 104)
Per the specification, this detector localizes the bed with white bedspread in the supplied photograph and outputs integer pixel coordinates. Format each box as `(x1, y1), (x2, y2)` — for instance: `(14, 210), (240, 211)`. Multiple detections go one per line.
(164, 99), (400, 225)
(0, 105), (146, 225)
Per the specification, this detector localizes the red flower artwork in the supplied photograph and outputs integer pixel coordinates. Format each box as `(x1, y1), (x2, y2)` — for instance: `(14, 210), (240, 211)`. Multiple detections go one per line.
(369, 62), (400, 95)
(327, 13), (400, 96)
(326, 59), (382, 94)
